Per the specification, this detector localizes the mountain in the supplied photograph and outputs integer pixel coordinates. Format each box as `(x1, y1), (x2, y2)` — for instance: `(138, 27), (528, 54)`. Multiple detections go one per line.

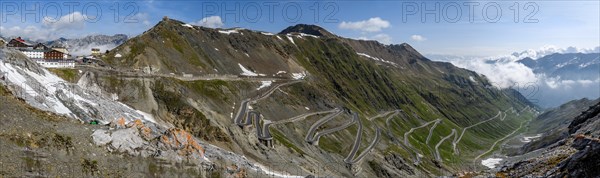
(45, 34), (128, 56)
(2, 18), (537, 177)
(279, 24), (336, 37)
(97, 18), (536, 176)
(518, 53), (600, 80)
(428, 52), (600, 108)
(498, 99), (600, 177)
(518, 53), (600, 108)
(518, 98), (599, 154)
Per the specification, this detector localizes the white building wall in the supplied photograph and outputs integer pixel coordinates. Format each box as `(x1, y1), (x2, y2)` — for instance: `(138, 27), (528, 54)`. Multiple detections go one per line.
(34, 60), (75, 68)
(22, 51), (44, 59)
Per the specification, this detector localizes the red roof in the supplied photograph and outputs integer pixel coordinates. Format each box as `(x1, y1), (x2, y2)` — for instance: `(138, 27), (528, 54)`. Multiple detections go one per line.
(11, 37), (31, 46)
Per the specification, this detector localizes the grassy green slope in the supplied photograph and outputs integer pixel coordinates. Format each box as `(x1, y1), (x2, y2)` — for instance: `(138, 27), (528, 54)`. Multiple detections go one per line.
(283, 35), (534, 170)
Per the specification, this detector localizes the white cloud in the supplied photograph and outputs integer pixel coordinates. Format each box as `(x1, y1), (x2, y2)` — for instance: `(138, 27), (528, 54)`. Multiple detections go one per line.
(509, 45), (600, 60)
(43, 11), (87, 32)
(190, 16), (224, 28)
(131, 13), (151, 26)
(339, 17), (390, 32)
(447, 57), (539, 88)
(427, 45), (600, 108)
(436, 53), (599, 107)
(1, 25), (49, 41)
(371, 34), (392, 44)
(545, 77), (599, 89)
(357, 33), (392, 44)
(70, 43), (119, 56)
(0, 11), (93, 41)
(411, 35), (426, 42)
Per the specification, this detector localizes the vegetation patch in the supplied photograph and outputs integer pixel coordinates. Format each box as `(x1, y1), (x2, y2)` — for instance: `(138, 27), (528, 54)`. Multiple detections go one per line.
(368, 160), (393, 177)
(81, 158), (99, 175)
(52, 133), (74, 152)
(271, 129), (305, 155)
(181, 80), (231, 101)
(0, 84), (8, 95)
(48, 68), (79, 83)
(153, 81), (231, 142)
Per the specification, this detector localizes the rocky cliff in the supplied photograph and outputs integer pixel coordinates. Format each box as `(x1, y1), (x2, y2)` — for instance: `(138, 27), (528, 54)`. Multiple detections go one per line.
(498, 100), (600, 177)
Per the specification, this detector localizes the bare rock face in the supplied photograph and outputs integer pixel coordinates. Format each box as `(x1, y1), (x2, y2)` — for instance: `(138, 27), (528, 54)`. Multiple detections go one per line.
(92, 118), (207, 165)
(0, 48), (45, 75)
(384, 153), (414, 175)
(555, 136), (600, 177)
(0, 49), (155, 124)
(92, 119), (157, 158)
(157, 128), (206, 160)
(569, 103), (600, 135)
(498, 101), (600, 177)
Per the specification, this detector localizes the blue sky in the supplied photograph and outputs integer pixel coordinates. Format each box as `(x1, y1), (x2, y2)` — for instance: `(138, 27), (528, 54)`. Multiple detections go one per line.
(0, 0), (598, 56)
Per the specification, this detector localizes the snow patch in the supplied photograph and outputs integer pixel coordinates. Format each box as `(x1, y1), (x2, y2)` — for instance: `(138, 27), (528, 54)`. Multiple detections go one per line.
(469, 76), (477, 83)
(276, 36), (283, 41)
(250, 163), (305, 178)
(181, 24), (194, 28)
(0, 62), (72, 115)
(257, 81), (272, 90)
(520, 134), (542, 143)
(238, 63), (258, 76)
(276, 71), (287, 75)
(579, 61), (597, 68)
(261, 32), (274, 36)
(214, 48), (219, 51)
(299, 33), (319, 38)
(305, 107), (310, 110)
(218, 29), (239, 35)
(286, 35), (295, 45)
(356, 52), (397, 66)
(0, 49), (159, 126)
(291, 71), (306, 79)
(481, 158), (503, 169)
(135, 110), (157, 124)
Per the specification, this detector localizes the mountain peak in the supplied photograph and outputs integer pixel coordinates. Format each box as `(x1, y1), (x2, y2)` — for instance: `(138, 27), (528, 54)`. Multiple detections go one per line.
(278, 24), (334, 37)
(388, 43), (425, 59)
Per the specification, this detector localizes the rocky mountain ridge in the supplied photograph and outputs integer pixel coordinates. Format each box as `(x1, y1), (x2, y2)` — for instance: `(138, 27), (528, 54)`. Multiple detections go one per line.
(498, 100), (600, 177)
(518, 53), (600, 80)
(518, 98), (600, 154)
(44, 34), (128, 56)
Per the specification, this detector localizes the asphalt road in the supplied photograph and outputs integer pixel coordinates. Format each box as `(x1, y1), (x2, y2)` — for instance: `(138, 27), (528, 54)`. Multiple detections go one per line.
(426, 119), (442, 145)
(305, 109), (343, 144)
(310, 113), (358, 144)
(434, 129), (456, 161)
(453, 111), (502, 154)
(232, 80), (303, 141)
(344, 113), (363, 164)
